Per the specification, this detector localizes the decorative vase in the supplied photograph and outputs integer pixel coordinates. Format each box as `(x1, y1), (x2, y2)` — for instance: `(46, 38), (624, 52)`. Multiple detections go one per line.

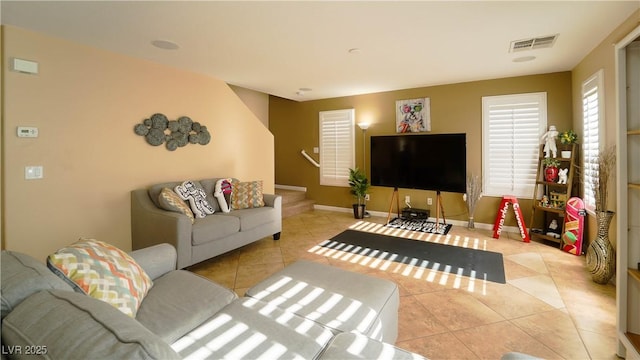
(545, 166), (559, 182)
(586, 210), (616, 284)
(352, 204), (365, 219)
(468, 216), (475, 229)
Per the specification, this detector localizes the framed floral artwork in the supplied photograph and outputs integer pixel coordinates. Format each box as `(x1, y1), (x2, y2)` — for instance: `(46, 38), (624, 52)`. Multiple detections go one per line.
(396, 98), (430, 133)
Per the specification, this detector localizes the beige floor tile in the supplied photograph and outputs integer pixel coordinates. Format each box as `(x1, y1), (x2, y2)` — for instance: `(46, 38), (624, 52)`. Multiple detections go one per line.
(511, 309), (590, 359)
(509, 274), (565, 308)
(578, 329), (619, 360)
(414, 289), (505, 331)
(503, 257), (546, 281)
(565, 296), (617, 337)
(237, 246), (283, 265)
(470, 282), (555, 319)
(397, 332), (479, 360)
(506, 252), (549, 274)
(234, 262), (284, 289)
(397, 295), (449, 342)
(188, 210), (617, 360)
(453, 321), (562, 359)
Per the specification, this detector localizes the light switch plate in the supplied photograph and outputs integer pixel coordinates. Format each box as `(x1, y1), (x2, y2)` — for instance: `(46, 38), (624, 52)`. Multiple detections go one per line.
(25, 166), (43, 179)
(17, 127), (38, 138)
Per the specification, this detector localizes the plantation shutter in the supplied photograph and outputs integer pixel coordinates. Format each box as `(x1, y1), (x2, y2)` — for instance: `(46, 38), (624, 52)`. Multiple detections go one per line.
(482, 93), (547, 198)
(582, 70), (603, 211)
(319, 109), (355, 186)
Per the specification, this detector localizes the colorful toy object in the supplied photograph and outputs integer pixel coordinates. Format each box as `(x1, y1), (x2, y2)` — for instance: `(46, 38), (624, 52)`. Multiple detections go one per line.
(214, 178), (234, 213)
(492, 195), (530, 242)
(562, 197), (586, 255)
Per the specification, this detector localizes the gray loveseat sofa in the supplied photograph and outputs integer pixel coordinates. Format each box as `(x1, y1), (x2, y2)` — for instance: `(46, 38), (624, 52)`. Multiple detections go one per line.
(1, 244), (426, 360)
(131, 178), (282, 269)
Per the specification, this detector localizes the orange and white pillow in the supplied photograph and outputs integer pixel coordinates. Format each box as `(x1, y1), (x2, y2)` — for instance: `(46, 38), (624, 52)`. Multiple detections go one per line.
(47, 239), (153, 317)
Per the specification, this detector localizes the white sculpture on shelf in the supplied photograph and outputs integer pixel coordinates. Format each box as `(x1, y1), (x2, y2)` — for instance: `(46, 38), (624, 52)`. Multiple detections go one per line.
(546, 219), (561, 238)
(541, 125), (559, 158)
(557, 168), (568, 184)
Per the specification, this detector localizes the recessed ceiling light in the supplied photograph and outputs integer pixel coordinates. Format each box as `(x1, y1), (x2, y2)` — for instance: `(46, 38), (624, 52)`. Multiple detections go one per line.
(513, 55), (536, 63)
(151, 40), (179, 50)
(296, 88), (312, 96)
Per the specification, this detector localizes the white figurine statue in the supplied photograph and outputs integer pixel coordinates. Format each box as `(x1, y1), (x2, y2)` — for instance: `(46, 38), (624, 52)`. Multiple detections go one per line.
(546, 219), (561, 238)
(541, 125), (559, 158)
(557, 168), (568, 184)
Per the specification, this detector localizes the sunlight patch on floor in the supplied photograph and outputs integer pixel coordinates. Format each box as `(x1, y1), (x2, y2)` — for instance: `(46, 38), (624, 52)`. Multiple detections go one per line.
(308, 242), (488, 294)
(349, 220), (487, 250)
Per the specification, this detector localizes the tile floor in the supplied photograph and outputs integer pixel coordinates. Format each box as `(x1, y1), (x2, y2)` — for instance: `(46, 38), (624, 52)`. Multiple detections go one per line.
(189, 210), (618, 360)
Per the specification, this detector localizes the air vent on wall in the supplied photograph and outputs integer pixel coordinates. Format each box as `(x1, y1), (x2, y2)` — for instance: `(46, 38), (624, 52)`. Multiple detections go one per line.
(510, 34), (558, 52)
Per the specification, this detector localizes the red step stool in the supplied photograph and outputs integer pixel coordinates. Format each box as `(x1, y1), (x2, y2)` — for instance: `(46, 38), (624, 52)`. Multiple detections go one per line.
(493, 195), (530, 242)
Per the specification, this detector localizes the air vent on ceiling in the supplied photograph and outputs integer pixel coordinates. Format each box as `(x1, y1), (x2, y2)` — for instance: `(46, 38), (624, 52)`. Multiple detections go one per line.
(510, 34), (558, 52)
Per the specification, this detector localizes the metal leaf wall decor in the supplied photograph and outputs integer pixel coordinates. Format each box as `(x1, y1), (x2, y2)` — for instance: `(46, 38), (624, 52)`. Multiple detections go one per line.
(134, 113), (211, 151)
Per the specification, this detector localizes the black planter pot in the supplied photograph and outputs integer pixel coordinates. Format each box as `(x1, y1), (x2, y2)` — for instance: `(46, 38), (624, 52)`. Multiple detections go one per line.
(352, 204), (366, 219)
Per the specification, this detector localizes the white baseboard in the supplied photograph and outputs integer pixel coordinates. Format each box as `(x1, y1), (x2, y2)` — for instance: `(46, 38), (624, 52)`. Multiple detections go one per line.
(312, 204), (521, 233)
(275, 184), (307, 192)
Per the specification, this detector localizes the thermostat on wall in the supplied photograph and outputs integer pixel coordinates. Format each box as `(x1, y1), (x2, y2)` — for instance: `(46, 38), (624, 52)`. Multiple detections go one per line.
(17, 126), (38, 138)
(12, 58), (39, 74)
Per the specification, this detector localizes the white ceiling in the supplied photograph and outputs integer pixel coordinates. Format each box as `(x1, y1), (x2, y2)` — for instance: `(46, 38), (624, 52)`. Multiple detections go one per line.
(1, 1), (638, 101)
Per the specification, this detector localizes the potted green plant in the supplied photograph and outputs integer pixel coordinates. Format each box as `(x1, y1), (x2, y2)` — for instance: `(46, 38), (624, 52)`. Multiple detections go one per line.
(559, 130), (578, 158)
(542, 158), (560, 182)
(348, 167), (370, 219)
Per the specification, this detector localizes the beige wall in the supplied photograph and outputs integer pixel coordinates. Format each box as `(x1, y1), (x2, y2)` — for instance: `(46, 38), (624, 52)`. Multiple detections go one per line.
(1, 26), (5, 250)
(229, 84), (270, 128)
(1, 26), (274, 260)
(270, 72), (573, 227)
(571, 9), (640, 249)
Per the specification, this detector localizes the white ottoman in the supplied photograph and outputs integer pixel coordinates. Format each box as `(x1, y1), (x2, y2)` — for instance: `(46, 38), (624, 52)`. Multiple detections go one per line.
(245, 260), (400, 343)
(319, 332), (427, 360)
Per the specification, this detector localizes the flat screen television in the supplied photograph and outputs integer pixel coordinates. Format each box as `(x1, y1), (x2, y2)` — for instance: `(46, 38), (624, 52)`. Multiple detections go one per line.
(370, 133), (466, 193)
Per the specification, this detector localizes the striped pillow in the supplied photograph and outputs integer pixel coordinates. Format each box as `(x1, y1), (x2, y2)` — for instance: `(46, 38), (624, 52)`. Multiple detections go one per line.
(231, 180), (265, 209)
(47, 239), (153, 318)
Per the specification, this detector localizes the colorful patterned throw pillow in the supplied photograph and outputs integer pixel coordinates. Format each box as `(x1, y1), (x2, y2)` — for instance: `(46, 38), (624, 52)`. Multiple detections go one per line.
(231, 180), (265, 210)
(47, 239), (153, 317)
(158, 187), (195, 223)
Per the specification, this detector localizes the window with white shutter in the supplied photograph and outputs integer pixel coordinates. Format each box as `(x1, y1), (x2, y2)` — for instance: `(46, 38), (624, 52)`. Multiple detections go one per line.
(319, 109), (355, 187)
(482, 93), (547, 198)
(582, 70), (604, 212)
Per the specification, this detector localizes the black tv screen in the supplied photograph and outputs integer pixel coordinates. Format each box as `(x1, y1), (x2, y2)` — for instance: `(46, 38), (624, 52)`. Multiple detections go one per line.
(370, 133), (466, 193)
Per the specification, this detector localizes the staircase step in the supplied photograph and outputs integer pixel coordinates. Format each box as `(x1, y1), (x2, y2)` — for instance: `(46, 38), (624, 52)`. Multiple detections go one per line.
(282, 199), (315, 218)
(276, 188), (315, 218)
(276, 189), (307, 205)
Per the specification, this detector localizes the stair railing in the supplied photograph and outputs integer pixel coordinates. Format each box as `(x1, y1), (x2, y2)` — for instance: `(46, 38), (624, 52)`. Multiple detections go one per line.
(300, 149), (320, 168)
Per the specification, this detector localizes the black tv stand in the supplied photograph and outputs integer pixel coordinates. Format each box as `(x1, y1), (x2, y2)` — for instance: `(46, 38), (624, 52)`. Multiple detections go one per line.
(434, 190), (447, 231)
(386, 187), (401, 225)
(386, 188), (448, 231)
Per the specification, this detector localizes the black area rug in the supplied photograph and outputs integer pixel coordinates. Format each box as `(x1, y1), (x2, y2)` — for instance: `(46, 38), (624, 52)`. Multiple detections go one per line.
(386, 217), (453, 235)
(322, 230), (506, 284)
